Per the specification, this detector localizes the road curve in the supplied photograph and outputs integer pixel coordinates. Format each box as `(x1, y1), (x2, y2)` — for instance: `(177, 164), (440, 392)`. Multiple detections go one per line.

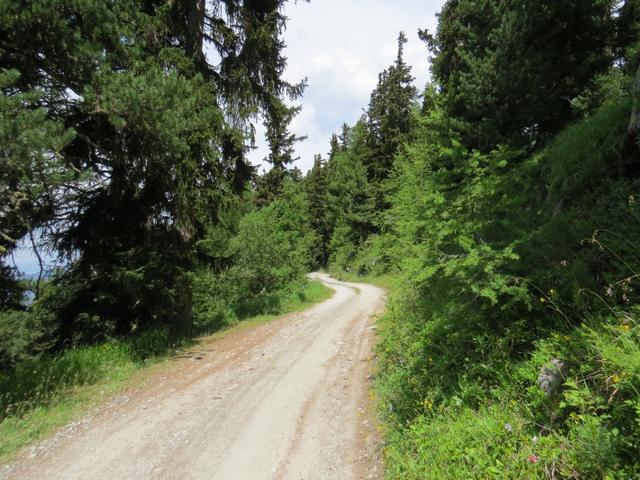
(2, 273), (385, 480)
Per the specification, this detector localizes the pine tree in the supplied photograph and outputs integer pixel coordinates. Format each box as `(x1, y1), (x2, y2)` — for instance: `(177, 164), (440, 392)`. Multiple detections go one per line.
(422, 0), (623, 149)
(255, 99), (307, 206)
(0, 0), (302, 338)
(305, 154), (332, 266)
(338, 123), (352, 151)
(362, 32), (417, 181)
(329, 134), (341, 160)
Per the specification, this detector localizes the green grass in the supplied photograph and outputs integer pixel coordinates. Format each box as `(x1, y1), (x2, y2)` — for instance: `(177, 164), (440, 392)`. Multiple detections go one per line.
(0, 279), (332, 463)
(374, 287), (640, 479)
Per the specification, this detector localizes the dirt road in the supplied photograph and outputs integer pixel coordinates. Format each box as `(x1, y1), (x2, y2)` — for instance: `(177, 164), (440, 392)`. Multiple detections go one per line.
(3, 273), (385, 480)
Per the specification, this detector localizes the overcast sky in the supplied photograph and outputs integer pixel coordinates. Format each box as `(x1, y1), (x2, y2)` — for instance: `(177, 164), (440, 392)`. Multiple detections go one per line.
(249, 0), (444, 173)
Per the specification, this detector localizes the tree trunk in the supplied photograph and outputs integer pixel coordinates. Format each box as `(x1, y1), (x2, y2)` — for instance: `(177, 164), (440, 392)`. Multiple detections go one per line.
(175, 271), (193, 335)
(184, 0), (207, 73)
(629, 62), (640, 138)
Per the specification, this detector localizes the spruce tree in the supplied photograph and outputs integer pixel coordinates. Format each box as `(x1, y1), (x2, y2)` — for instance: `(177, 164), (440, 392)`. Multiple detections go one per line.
(329, 134), (341, 160)
(422, 0), (624, 149)
(305, 154), (332, 266)
(338, 123), (352, 151)
(0, 0), (302, 338)
(362, 32), (417, 181)
(255, 99), (307, 206)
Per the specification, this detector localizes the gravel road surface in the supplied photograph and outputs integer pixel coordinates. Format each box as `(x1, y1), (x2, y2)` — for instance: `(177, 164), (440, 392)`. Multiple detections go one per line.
(2, 273), (385, 480)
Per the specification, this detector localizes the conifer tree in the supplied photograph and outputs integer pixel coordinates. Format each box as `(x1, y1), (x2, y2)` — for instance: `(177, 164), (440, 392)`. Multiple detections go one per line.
(0, 0), (302, 338)
(422, 0), (624, 149)
(338, 123), (352, 151)
(362, 31), (417, 181)
(255, 99), (307, 206)
(305, 155), (332, 266)
(329, 134), (341, 160)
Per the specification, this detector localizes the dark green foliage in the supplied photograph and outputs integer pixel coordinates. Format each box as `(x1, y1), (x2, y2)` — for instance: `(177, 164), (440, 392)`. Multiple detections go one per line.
(306, 4), (640, 476)
(4, 1), (640, 476)
(0, 68), (75, 304)
(373, 75), (640, 478)
(191, 181), (315, 330)
(0, 0), (304, 366)
(325, 131), (378, 271)
(256, 98), (307, 206)
(233, 182), (315, 294)
(422, 0), (625, 149)
(305, 155), (332, 267)
(305, 32), (418, 261)
(362, 32), (417, 182)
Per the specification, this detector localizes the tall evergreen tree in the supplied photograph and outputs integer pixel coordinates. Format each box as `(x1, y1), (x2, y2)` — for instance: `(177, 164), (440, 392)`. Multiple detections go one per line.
(328, 134), (341, 160)
(305, 154), (332, 266)
(338, 123), (352, 151)
(362, 31), (417, 181)
(255, 99), (307, 206)
(421, 0), (625, 149)
(0, 0), (302, 339)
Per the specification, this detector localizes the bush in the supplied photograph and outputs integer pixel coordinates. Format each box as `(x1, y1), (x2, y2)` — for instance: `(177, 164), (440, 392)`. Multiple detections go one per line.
(373, 74), (640, 479)
(191, 181), (316, 331)
(0, 327), (174, 419)
(232, 182), (315, 296)
(0, 310), (41, 370)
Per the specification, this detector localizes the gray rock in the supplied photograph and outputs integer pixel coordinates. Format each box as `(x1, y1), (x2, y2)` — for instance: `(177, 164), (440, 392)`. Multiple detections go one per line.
(537, 358), (568, 396)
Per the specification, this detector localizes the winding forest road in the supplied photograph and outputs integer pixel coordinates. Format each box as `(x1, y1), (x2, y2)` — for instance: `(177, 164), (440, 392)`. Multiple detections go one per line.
(3, 273), (385, 480)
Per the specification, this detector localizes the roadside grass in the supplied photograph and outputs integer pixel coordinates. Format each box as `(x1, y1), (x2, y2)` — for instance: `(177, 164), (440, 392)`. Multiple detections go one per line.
(0, 279), (333, 463)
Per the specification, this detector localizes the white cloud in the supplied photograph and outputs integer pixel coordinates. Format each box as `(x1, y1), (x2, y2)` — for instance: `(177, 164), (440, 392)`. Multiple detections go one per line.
(248, 0), (444, 173)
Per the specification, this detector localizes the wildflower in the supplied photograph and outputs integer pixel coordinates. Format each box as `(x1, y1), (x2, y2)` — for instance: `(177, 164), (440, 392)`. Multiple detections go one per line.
(532, 435), (539, 444)
(563, 335), (571, 341)
(504, 423), (513, 432)
(540, 297), (546, 303)
(549, 288), (556, 296)
(606, 285), (614, 297)
(629, 195), (636, 205)
(621, 324), (630, 332)
(612, 374), (620, 384)
(560, 260), (568, 268)
(423, 399), (433, 410)
(528, 454), (539, 464)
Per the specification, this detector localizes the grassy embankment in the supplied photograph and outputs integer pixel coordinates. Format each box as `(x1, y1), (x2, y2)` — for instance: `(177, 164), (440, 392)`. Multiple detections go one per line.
(0, 279), (332, 462)
(334, 266), (640, 478)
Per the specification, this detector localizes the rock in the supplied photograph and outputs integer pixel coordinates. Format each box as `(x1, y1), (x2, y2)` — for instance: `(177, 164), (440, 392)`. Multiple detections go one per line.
(537, 358), (568, 396)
